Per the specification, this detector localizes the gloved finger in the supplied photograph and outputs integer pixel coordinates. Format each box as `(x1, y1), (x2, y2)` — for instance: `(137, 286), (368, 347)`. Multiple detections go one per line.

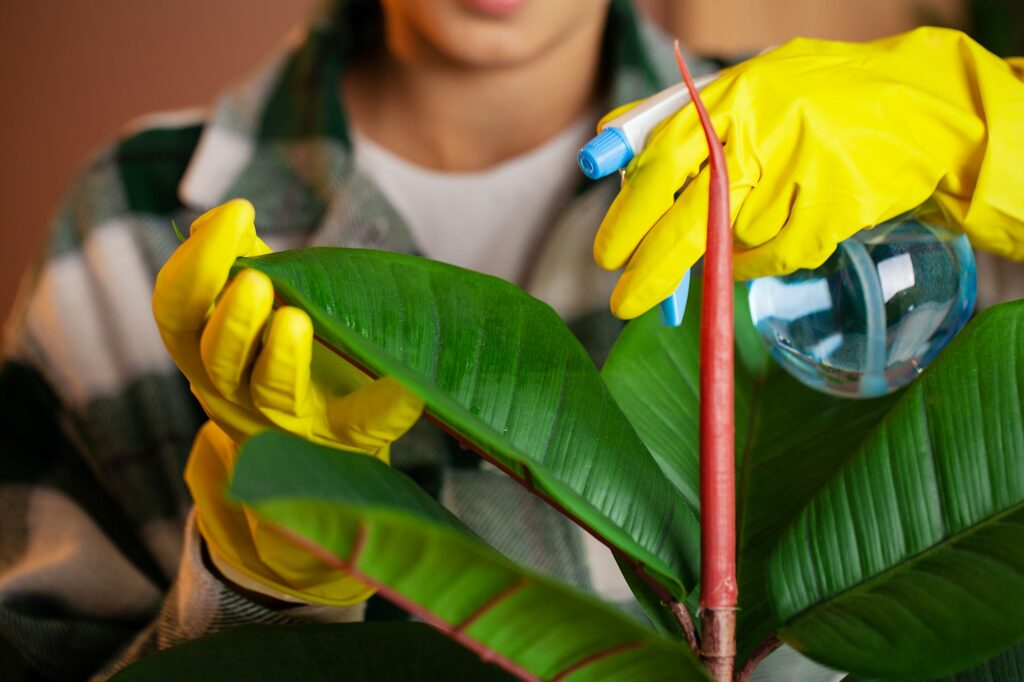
(326, 376), (424, 455)
(733, 180), (935, 280)
(731, 179), (798, 252)
(610, 158), (755, 319)
(733, 195), (865, 280)
(250, 306), (314, 421)
(200, 269), (275, 400)
(153, 199), (271, 340)
(730, 129), (887, 258)
(594, 95), (733, 271)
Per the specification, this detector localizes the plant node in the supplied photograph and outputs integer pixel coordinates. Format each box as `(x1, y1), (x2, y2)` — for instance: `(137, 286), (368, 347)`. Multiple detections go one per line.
(700, 607), (736, 681)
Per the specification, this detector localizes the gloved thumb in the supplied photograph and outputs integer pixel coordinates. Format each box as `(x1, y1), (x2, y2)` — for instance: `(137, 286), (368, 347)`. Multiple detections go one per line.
(326, 377), (424, 456)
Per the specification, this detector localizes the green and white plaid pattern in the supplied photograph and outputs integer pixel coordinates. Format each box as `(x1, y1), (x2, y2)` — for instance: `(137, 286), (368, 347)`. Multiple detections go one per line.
(0, 1), (717, 678)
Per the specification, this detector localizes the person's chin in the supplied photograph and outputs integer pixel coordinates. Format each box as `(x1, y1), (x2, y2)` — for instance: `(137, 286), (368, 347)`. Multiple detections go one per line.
(429, 21), (548, 69)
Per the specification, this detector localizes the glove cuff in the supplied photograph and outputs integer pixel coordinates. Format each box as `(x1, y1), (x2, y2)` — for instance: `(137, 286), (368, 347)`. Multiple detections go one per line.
(206, 545), (312, 605)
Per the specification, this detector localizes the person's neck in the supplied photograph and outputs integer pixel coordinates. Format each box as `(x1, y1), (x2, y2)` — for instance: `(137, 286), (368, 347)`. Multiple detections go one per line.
(343, 16), (607, 172)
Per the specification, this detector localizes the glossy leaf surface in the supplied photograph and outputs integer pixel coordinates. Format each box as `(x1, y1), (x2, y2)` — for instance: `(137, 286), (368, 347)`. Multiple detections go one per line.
(769, 301), (1024, 678)
(110, 623), (517, 681)
(228, 431), (709, 682)
(233, 249), (699, 599)
(602, 280), (900, 662)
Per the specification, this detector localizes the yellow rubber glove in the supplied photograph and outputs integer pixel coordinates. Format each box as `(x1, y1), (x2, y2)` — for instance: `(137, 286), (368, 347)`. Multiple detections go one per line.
(595, 27), (1024, 319)
(185, 421), (379, 605)
(153, 199), (423, 605)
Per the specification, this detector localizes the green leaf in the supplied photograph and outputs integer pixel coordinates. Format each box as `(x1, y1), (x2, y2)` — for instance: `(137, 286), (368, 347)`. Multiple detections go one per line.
(602, 279), (900, 662)
(232, 249), (699, 600)
(110, 622), (517, 681)
(929, 640), (1024, 682)
(842, 639), (1024, 681)
(612, 553), (693, 639)
(768, 301), (1024, 679)
(228, 431), (709, 682)
(602, 280), (772, 513)
(171, 219), (186, 243)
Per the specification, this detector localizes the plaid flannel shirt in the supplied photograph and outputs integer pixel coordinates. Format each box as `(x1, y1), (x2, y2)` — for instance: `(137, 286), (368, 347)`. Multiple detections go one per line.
(0, 1), (722, 679)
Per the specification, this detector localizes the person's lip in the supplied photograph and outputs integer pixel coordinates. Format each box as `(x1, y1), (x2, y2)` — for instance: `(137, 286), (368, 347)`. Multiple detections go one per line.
(461, 0), (529, 17)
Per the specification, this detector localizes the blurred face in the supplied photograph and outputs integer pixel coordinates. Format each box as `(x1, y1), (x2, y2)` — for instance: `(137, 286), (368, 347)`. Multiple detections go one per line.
(380, 0), (611, 69)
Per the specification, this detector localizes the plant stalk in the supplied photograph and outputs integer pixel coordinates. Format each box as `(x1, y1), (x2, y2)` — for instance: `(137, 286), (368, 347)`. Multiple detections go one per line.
(673, 41), (738, 681)
(735, 633), (781, 682)
(670, 600), (700, 654)
(700, 608), (737, 681)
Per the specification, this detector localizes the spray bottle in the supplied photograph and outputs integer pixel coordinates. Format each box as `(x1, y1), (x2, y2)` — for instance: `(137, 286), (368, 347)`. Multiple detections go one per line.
(578, 80), (977, 398)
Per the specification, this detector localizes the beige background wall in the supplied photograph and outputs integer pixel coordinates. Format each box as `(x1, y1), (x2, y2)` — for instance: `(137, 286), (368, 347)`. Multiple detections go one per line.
(0, 1), (316, 324)
(0, 0), (962, 323)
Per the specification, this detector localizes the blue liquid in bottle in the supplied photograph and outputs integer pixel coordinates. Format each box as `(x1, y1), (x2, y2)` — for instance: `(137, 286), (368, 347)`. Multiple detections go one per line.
(747, 209), (977, 398)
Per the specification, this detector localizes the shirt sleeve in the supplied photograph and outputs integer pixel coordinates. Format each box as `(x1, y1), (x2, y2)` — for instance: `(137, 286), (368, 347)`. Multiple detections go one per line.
(0, 138), (360, 681)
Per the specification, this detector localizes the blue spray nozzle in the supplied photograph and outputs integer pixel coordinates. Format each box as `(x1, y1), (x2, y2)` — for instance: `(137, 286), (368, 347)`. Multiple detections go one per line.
(658, 270), (691, 327)
(578, 126), (689, 329)
(577, 128), (634, 180)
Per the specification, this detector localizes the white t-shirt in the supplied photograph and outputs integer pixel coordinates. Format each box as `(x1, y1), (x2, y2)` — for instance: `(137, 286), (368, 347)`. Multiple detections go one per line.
(351, 115), (596, 285)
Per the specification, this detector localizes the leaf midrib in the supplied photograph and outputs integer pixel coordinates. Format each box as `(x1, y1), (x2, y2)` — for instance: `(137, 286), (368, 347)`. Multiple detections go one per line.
(781, 498), (1024, 627)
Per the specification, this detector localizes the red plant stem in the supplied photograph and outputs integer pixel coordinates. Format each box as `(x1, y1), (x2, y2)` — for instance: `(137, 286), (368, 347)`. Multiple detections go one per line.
(674, 41), (737, 679)
(670, 600), (700, 653)
(735, 634), (781, 682)
(675, 42), (736, 610)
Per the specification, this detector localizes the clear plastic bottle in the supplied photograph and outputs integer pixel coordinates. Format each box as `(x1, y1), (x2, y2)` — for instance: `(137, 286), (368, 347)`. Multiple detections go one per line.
(747, 207), (977, 398)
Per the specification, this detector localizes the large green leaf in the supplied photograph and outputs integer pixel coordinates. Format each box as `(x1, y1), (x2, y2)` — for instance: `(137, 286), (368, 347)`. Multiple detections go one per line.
(228, 431), (709, 682)
(768, 301), (1024, 678)
(233, 250), (698, 599)
(842, 639), (1024, 681)
(602, 279), (901, 663)
(110, 623), (517, 681)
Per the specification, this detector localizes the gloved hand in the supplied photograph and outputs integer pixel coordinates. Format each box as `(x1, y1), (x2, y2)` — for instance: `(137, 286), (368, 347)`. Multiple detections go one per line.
(594, 27), (1024, 318)
(185, 420), (381, 605)
(153, 199), (423, 604)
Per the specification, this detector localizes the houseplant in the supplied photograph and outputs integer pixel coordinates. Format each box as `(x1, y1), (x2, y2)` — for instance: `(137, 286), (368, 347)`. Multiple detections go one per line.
(111, 246), (1024, 681)
(115, 46), (1022, 680)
